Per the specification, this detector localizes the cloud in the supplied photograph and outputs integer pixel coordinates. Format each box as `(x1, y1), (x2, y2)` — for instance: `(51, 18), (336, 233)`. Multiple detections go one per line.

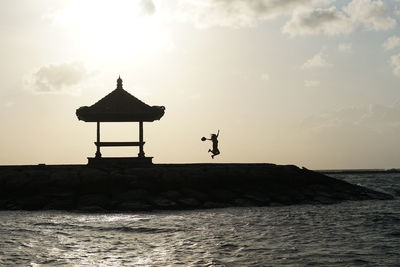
(29, 62), (87, 94)
(301, 103), (400, 143)
(338, 43), (352, 52)
(395, 6), (400, 17)
(302, 103), (400, 133)
(344, 0), (396, 31)
(159, 0), (395, 37)
(283, 7), (353, 36)
(3, 102), (14, 108)
(390, 53), (400, 77)
(383, 36), (400, 51)
(304, 79), (320, 87)
(140, 0), (156, 15)
(283, 0), (395, 36)
(161, 0), (334, 28)
(299, 103), (400, 167)
(302, 52), (332, 69)
(359, 104), (400, 126)
(261, 73), (270, 81)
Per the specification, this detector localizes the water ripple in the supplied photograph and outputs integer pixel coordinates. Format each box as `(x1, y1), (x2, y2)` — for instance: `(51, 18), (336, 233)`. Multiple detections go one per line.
(0, 173), (399, 266)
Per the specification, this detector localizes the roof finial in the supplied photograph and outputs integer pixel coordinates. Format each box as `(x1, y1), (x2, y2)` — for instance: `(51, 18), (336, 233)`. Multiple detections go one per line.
(117, 75), (123, 90)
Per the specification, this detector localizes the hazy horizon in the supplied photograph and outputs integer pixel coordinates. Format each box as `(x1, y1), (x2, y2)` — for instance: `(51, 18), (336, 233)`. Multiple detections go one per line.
(2, 0), (400, 169)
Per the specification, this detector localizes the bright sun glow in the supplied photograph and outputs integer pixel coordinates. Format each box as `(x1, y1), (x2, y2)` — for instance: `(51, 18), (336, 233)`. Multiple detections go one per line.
(53, 0), (172, 60)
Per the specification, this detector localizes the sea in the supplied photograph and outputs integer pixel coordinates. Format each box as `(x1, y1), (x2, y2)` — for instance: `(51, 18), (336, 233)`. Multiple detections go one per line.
(0, 172), (399, 267)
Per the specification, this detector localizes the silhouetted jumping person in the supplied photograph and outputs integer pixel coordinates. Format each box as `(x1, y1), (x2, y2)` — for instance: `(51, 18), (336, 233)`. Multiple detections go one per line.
(202, 130), (220, 159)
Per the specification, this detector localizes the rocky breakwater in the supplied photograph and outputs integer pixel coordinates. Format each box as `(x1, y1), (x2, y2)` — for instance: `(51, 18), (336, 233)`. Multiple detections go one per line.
(0, 164), (393, 212)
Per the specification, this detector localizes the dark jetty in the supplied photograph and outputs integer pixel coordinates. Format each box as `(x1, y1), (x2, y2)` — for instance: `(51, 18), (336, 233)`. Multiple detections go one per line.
(0, 164), (392, 212)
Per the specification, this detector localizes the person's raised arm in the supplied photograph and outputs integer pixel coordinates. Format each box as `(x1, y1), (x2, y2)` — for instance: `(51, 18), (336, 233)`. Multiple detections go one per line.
(216, 130), (220, 137)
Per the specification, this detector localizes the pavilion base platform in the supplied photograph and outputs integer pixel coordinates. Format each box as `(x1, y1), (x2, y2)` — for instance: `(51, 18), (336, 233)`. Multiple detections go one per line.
(88, 157), (153, 167)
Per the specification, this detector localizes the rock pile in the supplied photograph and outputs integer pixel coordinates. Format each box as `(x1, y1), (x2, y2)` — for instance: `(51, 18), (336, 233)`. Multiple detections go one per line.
(0, 164), (393, 212)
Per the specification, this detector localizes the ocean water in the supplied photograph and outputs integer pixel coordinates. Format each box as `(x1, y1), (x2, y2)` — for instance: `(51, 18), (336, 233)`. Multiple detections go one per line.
(0, 173), (399, 267)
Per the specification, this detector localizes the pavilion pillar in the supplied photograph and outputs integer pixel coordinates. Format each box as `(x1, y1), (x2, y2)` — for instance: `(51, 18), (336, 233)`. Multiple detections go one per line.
(95, 121), (102, 158)
(138, 121), (145, 158)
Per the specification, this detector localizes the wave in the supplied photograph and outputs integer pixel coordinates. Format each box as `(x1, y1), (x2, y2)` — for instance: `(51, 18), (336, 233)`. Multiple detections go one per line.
(32, 221), (180, 234)
(85, 225), (181, 234)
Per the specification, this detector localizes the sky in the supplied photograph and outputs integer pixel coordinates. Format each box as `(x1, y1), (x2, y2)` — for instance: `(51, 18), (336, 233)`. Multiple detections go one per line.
(1, 0), (400, 169)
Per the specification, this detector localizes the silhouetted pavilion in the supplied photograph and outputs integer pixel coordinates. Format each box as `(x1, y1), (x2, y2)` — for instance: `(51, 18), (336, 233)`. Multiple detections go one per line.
(76, 76), (165, 165)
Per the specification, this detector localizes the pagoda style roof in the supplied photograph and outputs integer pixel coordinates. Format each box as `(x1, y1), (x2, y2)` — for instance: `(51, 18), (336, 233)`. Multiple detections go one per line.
(76, 77), (165, 122)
